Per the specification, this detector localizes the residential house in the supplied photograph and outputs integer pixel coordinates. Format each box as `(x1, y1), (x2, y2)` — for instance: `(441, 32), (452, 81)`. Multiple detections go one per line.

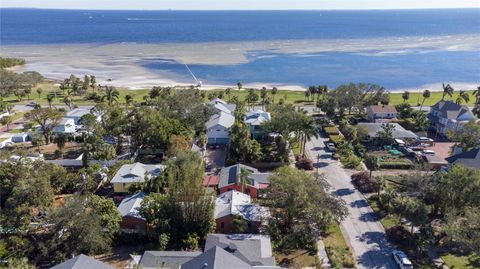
(206, 98), (236, 145)
(50, 254), (115, 269)
(65, 108), (101, 125)
(428, 100), (477, 136)
(366, 105), (398, 122)
(445, 147), (480, 170)
(129, 251), (202, 269)
(244, 110), (271, 139)
(205, 233), (278, 267)
(117, 192), (147, 233)
(111, 162), (165, 193)
(181, 246), (254, 269)
(215, 190), (265, 234)
(203, 174), (220, 191)
(53, 118), (76, 134)
(129, 233), (279, 269)
(357, 122), (418, 144)
(218, 164), (270, 198)
(11, 133), (30, 143)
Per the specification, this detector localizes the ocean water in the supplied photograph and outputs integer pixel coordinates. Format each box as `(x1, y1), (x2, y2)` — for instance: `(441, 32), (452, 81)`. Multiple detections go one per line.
(1, 8), (480, 90)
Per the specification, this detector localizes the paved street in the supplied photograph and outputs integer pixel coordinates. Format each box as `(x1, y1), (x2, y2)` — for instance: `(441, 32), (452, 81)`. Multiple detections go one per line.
(306, 131), (397, 269)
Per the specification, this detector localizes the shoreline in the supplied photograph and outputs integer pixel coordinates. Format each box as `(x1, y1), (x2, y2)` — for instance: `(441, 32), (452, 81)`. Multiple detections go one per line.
(2, 33), (480, 92)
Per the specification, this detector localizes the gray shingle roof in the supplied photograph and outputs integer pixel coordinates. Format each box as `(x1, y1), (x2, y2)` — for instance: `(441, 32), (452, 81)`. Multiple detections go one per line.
(50, 254), (115, 269)
(138, 251), (202, 269)
(111, 163), (165, 184)
(205, 234), (276, 266)
(215, 190), (264, 222)
(206, 111), (235, 129)
(446, 148), (480, 170)
(117, 192), (146, 219)
(431, 100), (474, 121)
(181, 246), (253, 269)
(218, 164), (270, 189)
(357, 123), (418, 139)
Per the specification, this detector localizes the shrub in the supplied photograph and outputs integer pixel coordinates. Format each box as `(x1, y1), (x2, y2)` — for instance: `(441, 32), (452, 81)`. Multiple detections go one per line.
(296, 156), (314, 170)
(329, 135), (344, 145)
(386, 225), (412, 246)
(324, 126), (340, 135)
(340, 153), (361, 169)
(379, 162), (414, 169)
(351, 172), (379, 193)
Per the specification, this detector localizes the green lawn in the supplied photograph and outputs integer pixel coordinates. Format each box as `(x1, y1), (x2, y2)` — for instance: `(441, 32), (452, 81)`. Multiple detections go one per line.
(4, 80), (477, 107)
(323, 223), (356, 268)
(367, 196), (400, 229)
(441, 252), (480, 269)
(275, 249), (318, 268)
(389, 90), (476, 106)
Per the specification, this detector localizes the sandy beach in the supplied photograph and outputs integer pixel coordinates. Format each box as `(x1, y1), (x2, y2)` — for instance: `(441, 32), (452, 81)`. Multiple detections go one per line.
(1, 34), (480, 91)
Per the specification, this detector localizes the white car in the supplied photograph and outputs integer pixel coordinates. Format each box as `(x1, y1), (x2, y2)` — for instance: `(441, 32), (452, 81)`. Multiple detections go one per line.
(392, 250), (413, 269)
(325, 143), (336, 152)
(421, 150), (435, 156)
(417, 137), (434, 142)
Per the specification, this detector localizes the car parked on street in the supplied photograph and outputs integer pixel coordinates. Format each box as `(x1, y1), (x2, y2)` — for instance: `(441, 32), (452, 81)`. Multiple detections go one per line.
(325, 142), (336, 152)
(392, 250), (413, 269)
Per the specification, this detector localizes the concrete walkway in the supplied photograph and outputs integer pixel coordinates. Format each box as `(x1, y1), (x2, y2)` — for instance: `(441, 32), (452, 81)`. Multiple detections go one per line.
(305, 132), (397, 269)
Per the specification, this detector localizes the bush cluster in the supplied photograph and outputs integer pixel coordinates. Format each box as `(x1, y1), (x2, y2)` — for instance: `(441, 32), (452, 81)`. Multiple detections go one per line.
(351, 172), (379, 193)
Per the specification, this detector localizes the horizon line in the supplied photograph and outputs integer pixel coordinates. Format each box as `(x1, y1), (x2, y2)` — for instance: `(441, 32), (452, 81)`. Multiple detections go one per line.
(2, 6), (480, 11)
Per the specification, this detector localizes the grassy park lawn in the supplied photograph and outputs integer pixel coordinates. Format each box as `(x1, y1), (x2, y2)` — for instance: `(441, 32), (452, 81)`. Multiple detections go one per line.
(323, 223), (356, 268)
(4, 80), (477, 107)
(275, 249), (318, 268)
(440, 252), (480, 269)
(7, 129), (23, 134)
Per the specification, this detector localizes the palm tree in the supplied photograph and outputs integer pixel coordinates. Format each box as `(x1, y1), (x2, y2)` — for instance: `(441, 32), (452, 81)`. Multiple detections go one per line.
(441, 83), (454, 100)
(90, 75), (97, 91)
(101, 86), (120, 106)
(419, 90), (430, 111)
(300, 116), (318, 157)
(124, 94), (133, 107)
(225, 88), (232, 101)
(239, 167), (251, 194)
(473, 86), (480, 117)
(46, 94), (54, 108)
(365, 155), (379, 180)
(412, 111), (428, 132)
(236, 81), (243, 90)
(402, 91), (410, 103)
(455, 90), (470, 105)
(260, 87), (268, 107)
(271, 87), (278, 104)
(36, 87), (43, 100)
(64, 96), (73, 110)
(308, 86), (316, 102)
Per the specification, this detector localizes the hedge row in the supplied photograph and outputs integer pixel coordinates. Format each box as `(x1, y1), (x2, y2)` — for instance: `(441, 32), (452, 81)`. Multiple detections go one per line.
(379, 161), (414, 169)
(324, 126), (340, 135)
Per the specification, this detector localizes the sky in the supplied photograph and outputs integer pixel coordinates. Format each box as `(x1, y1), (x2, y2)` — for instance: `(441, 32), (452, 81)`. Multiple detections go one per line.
(1, 0), (479, 10)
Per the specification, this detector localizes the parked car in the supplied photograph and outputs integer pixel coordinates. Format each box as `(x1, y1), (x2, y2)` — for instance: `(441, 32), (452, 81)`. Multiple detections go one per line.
(392, 250), (413, 269)
(421, 150), (435, 156)
(417, 136), (434, 142)
(26, 102), (38, 107)
(325, 142), (336, 152)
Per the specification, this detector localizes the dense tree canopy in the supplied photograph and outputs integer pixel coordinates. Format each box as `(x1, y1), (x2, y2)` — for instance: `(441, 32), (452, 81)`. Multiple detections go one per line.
(265, 167), (347, 250)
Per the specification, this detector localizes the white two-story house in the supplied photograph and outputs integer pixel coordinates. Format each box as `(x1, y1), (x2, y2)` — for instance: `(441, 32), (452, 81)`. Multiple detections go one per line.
(428, 100), (477, 136)
(206, 98), (236, 145)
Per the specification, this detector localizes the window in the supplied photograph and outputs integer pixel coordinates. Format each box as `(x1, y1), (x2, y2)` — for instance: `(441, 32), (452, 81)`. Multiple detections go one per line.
(221, 222), (224, 228)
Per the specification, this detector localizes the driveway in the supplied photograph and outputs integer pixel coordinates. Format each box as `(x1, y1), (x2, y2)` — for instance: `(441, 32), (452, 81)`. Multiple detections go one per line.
(205, 145), (227, 170)
(305, 132), (397, 269)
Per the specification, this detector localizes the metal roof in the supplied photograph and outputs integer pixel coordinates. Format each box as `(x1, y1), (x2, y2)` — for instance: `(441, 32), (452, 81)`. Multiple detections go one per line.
(50, 254), (115, 269)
